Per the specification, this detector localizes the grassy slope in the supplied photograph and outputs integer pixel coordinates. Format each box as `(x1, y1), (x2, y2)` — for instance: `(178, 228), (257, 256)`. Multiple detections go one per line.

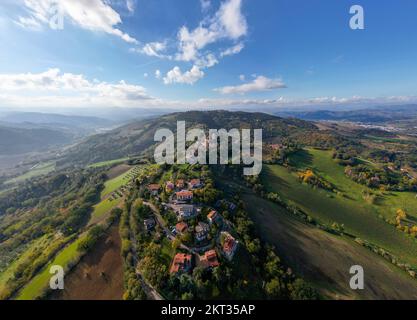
(87, 157), (131, 169)
(13, 167), (137, 299)
(262, 149), (417, 266)
(100, 166), (140, 198)
(4, 162), (55, 185)
(242, 193), (417, 299)
(0, 236), (49, 294)
(16, 236), (84, 300)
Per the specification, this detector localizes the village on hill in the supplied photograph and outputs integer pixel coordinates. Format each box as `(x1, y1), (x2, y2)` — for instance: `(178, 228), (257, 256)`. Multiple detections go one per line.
(145, 177), (239, 277)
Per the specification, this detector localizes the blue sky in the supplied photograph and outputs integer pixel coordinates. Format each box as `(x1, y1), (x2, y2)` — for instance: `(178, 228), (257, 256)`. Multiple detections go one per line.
(0, 0), (417, 111)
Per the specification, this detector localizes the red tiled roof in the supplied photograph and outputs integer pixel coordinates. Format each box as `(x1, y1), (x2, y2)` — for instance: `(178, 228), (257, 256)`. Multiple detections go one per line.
(176, 190), (193, 197)
(201, 250), (219, 268)
(148, 184), (160, 191)
(170, 253), (192, 274)
(176, 222), (188, 233)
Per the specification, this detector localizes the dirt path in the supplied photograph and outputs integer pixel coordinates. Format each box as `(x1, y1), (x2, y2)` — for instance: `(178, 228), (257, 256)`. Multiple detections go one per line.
(51, 225), (124, 300)
(243, 193), (417, 300)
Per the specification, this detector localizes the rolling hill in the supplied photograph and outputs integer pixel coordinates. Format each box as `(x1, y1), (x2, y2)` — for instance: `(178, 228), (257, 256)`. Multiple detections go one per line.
(59, 110), (318, 166)
(0, 125), (72, 155)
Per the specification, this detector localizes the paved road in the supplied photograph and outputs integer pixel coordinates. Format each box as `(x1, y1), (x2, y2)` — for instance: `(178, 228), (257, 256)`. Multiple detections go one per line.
(143, 201), (197, 255)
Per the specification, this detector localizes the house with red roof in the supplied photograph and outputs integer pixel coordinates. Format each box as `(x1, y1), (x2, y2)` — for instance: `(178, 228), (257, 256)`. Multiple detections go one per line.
(170, 253), (193, 274)
(221, 232), (238, 261)
(176, 190), (193, 201)
(200, 250), (220, 269)
(188, 179), (202, 189)
(175, 222), (188, 234)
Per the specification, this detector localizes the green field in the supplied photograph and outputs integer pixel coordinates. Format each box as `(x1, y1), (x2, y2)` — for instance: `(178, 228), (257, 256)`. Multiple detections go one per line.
(90, 197), (123, 224)
(12, 164), (138, 299)
(5, 162), (55, 185)
(87, 157), (131, 169)
(16, 236), (85, 300)
(262, 148), (417, 266)
(0, 236), (49, 295)
(100, 166), (140, 198)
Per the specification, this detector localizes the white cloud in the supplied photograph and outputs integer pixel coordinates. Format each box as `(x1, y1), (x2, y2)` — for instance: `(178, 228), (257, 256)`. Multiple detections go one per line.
(17, 0), (137, 43)
(0, 68), (151, 106)
(14, 16), (42, 30)
(126, 0), (247, 85)
(126, 0), (135, 13)
(215, 0), (247, 39)
(155, 69), (161, 79)
(163, 66), (204, 85)
(143, 73), (148, 78)
(134, 41), (169, 58)
(239, 74), (245, 81)
(176, 0), (247, 62)
(0, 70), (415, 110)
(220, 42), (244, 57)
(215, 76), (287, 94)
(195, 53), (218, 68)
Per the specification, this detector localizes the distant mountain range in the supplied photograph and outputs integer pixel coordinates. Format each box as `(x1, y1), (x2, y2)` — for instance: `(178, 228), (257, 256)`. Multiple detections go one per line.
(0, 112), (117, 156)
(0, 125), (71, 155)
(275, 104), (417, 123)
(0, 112), (113, 129)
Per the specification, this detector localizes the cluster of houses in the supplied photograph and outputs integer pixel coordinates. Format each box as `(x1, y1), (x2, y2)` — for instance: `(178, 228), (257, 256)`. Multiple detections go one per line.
(167, 209), (239, 276)
(146, 178), (239, 276)
(168, 231), (239, 275)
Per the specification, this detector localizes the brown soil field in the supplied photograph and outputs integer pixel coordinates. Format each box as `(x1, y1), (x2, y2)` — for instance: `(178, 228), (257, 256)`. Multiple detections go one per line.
(243, 193), (417, 300)
(51, 225), (124, 300)
(106, 164), (132, 179)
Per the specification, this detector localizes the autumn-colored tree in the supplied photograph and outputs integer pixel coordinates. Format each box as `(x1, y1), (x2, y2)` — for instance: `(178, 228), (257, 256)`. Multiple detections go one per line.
(396, 208), (407, 225)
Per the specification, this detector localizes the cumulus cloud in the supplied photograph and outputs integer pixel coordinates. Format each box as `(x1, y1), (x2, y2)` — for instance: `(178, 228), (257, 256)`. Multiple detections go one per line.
(163, 66), (205, 85)
(215, 0), (247, 39)
(126, 0), (247, 85)
(17, 0), (137, 43)
(176, 0), (247, 62)
(0, 70), (415, 110)
(220, 42), (244, 57)
(155, 69), (161, 79)
(195, 53), (218, 68)
(0, 68), (151, 107)
(215, 76), (287, 95)
(136, 41), (168, 58)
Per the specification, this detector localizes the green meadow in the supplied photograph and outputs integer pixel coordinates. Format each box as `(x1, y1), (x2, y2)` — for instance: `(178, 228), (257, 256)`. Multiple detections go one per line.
(100, 166), (141, 198)
(87, 157), (131, 168)
(5, 162), (55, 185)
(262, 148), (417, 266)
(90, 197), (123, 223)
(0, 236), (49, 295)
(16, 236), (84, 300)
